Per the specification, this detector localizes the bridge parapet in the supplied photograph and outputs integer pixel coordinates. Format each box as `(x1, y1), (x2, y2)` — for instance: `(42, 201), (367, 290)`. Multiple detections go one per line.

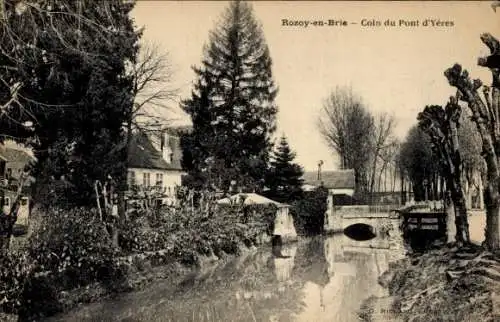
(325, 204), (399, 233)
(333, 205), (392, 218)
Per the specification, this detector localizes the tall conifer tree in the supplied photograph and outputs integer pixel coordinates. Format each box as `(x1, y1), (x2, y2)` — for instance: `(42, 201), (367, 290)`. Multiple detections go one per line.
(267, 135), (304, 202)
(181, 0), (278, 192)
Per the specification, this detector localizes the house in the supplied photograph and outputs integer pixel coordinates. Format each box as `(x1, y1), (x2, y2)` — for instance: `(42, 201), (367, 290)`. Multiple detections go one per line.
(0, 142), (35, 184)
(127, 128), (186, 206)
(0, 142), (36, 231)
(302, 169), (356, 196)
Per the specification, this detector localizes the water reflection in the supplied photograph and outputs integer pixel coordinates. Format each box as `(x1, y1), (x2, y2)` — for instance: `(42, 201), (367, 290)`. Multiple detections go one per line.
(49, 223), (406, 322)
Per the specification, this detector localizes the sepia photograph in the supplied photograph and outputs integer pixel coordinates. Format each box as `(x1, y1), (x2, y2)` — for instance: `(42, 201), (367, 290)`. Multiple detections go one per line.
(0, 0), (499, 321)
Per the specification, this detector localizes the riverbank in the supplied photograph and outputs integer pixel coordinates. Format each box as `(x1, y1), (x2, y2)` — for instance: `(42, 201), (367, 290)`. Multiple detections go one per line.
(3, 240), (273, 322)
(0, 202), (282, 321)
(365, 243), (500, 321)
(51, 242), (268, 321)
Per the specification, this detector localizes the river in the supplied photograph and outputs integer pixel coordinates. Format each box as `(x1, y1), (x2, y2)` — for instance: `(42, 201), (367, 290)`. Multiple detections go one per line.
(48, 218), (407, 322)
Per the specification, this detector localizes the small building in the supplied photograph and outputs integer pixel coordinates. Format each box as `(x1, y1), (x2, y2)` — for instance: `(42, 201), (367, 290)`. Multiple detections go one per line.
(302, 169), (356, 196)
(0, 142), (36, 234)
(216, 192), (297, 241)
(127, 129), (186, 206)
(0, 143), (35, 184)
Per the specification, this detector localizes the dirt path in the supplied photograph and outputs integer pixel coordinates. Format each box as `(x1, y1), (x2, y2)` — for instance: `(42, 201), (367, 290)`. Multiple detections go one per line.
(468, 211), (486, 245)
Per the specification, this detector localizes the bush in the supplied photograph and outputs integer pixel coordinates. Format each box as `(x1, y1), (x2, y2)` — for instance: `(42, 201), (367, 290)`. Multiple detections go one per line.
(1, 192), (278, 319)
(0, 251), (33, 315)
(119, 192), (277, 263)
(27, 207), (125, 289)
(291, 186), (328, 236)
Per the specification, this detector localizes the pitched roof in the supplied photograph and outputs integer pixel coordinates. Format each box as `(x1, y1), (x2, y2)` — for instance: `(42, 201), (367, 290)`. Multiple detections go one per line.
(302, 169), (355, 189)
(128, 131), (182, 171)
(0, 145), (35, 165)
(217, 193), (286, 207)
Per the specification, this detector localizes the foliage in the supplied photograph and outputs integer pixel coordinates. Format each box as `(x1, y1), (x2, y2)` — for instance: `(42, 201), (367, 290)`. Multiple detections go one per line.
(0, 0), (142, 206)
(0, 194), (278, 319)
(27, 208), (125, 288)
(265, 135), (304, 203)
(0, 250), (34, 315)
(0, 207), (128, 320)
(119, 196), (277, 263)
(291, 186), (328, 236)
(458, 111), (484, 176)
(318, 86), (375, 195)
(417, 100), (470, 244)
(180, 0), (278, 193)
(398, 125), (441, 201)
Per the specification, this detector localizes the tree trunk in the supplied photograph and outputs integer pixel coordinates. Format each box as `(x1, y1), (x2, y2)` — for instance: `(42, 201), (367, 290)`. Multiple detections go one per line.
(444, 38), (500, 248)
(479, 174), (484, 210)
(484, 180), (500, 249)
(450, 116), (470, 244)
(370, 154), (379, 203)
(451, 187), (470, 244)
(391, 164), (396, 193)
(445, 192), (457, 243)
(400, 172), (405, 205)
(440, 176), (446, 201)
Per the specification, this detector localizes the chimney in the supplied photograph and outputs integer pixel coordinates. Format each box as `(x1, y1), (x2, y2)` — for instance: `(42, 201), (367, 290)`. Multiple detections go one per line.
(161, 131), (172, 163)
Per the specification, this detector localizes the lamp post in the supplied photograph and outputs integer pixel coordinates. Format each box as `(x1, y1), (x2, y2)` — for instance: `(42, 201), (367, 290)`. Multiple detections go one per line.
(317, 160), (324, 181)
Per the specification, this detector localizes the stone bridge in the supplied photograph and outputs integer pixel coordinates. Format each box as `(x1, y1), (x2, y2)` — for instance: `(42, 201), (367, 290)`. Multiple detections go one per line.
(324, 203), (399, 235)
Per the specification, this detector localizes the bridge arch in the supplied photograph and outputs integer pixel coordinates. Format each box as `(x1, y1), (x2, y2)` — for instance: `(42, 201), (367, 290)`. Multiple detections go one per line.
(343, 223), (376, 241)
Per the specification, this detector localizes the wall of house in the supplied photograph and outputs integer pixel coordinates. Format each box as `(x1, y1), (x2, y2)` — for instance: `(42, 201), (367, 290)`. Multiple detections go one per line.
(273, 206), (297, 241)
(330, 188), (354, 196)
(128, 167), (183, 197)
(5, 160), (26, 179)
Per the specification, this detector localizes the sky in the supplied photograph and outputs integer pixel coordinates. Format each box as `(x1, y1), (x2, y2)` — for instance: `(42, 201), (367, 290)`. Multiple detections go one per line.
(131, 1), (500, 172)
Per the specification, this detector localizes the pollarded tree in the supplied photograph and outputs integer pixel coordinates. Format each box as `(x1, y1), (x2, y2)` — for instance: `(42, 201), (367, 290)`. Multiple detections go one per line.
(266, 135), (304, 203)
(181, 0), (278, 193)
(417, 100), (470, 244)
(444, 33), (500, 249)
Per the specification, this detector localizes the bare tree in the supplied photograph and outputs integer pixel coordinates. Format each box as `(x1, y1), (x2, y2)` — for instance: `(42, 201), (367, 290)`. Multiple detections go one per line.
(130, 43), (177, 130)
(113, 43), (177, 243)
(369, 112), (396, 201)
(377, 139), (399, 195)
(318, 86), (375, 197)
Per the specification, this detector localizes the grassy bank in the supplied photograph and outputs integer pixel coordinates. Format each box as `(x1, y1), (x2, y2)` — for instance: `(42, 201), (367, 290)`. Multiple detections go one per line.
(0, 201), (276, 321)
(367, 244), (500, 322)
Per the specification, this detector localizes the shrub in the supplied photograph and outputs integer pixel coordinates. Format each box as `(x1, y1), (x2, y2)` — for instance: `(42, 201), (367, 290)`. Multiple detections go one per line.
(0, 250), (33, 315)
(27, 207), (125, 289)
(119, 192), (277, 263)
(291, 186), (328, 235)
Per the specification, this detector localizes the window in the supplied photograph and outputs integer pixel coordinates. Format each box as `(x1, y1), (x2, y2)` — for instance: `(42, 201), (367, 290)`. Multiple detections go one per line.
(128, 171), (136, 187)
(21, 197), (28, 206)
(156, 173), (163, 187)
(143, 173), (150, 187)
